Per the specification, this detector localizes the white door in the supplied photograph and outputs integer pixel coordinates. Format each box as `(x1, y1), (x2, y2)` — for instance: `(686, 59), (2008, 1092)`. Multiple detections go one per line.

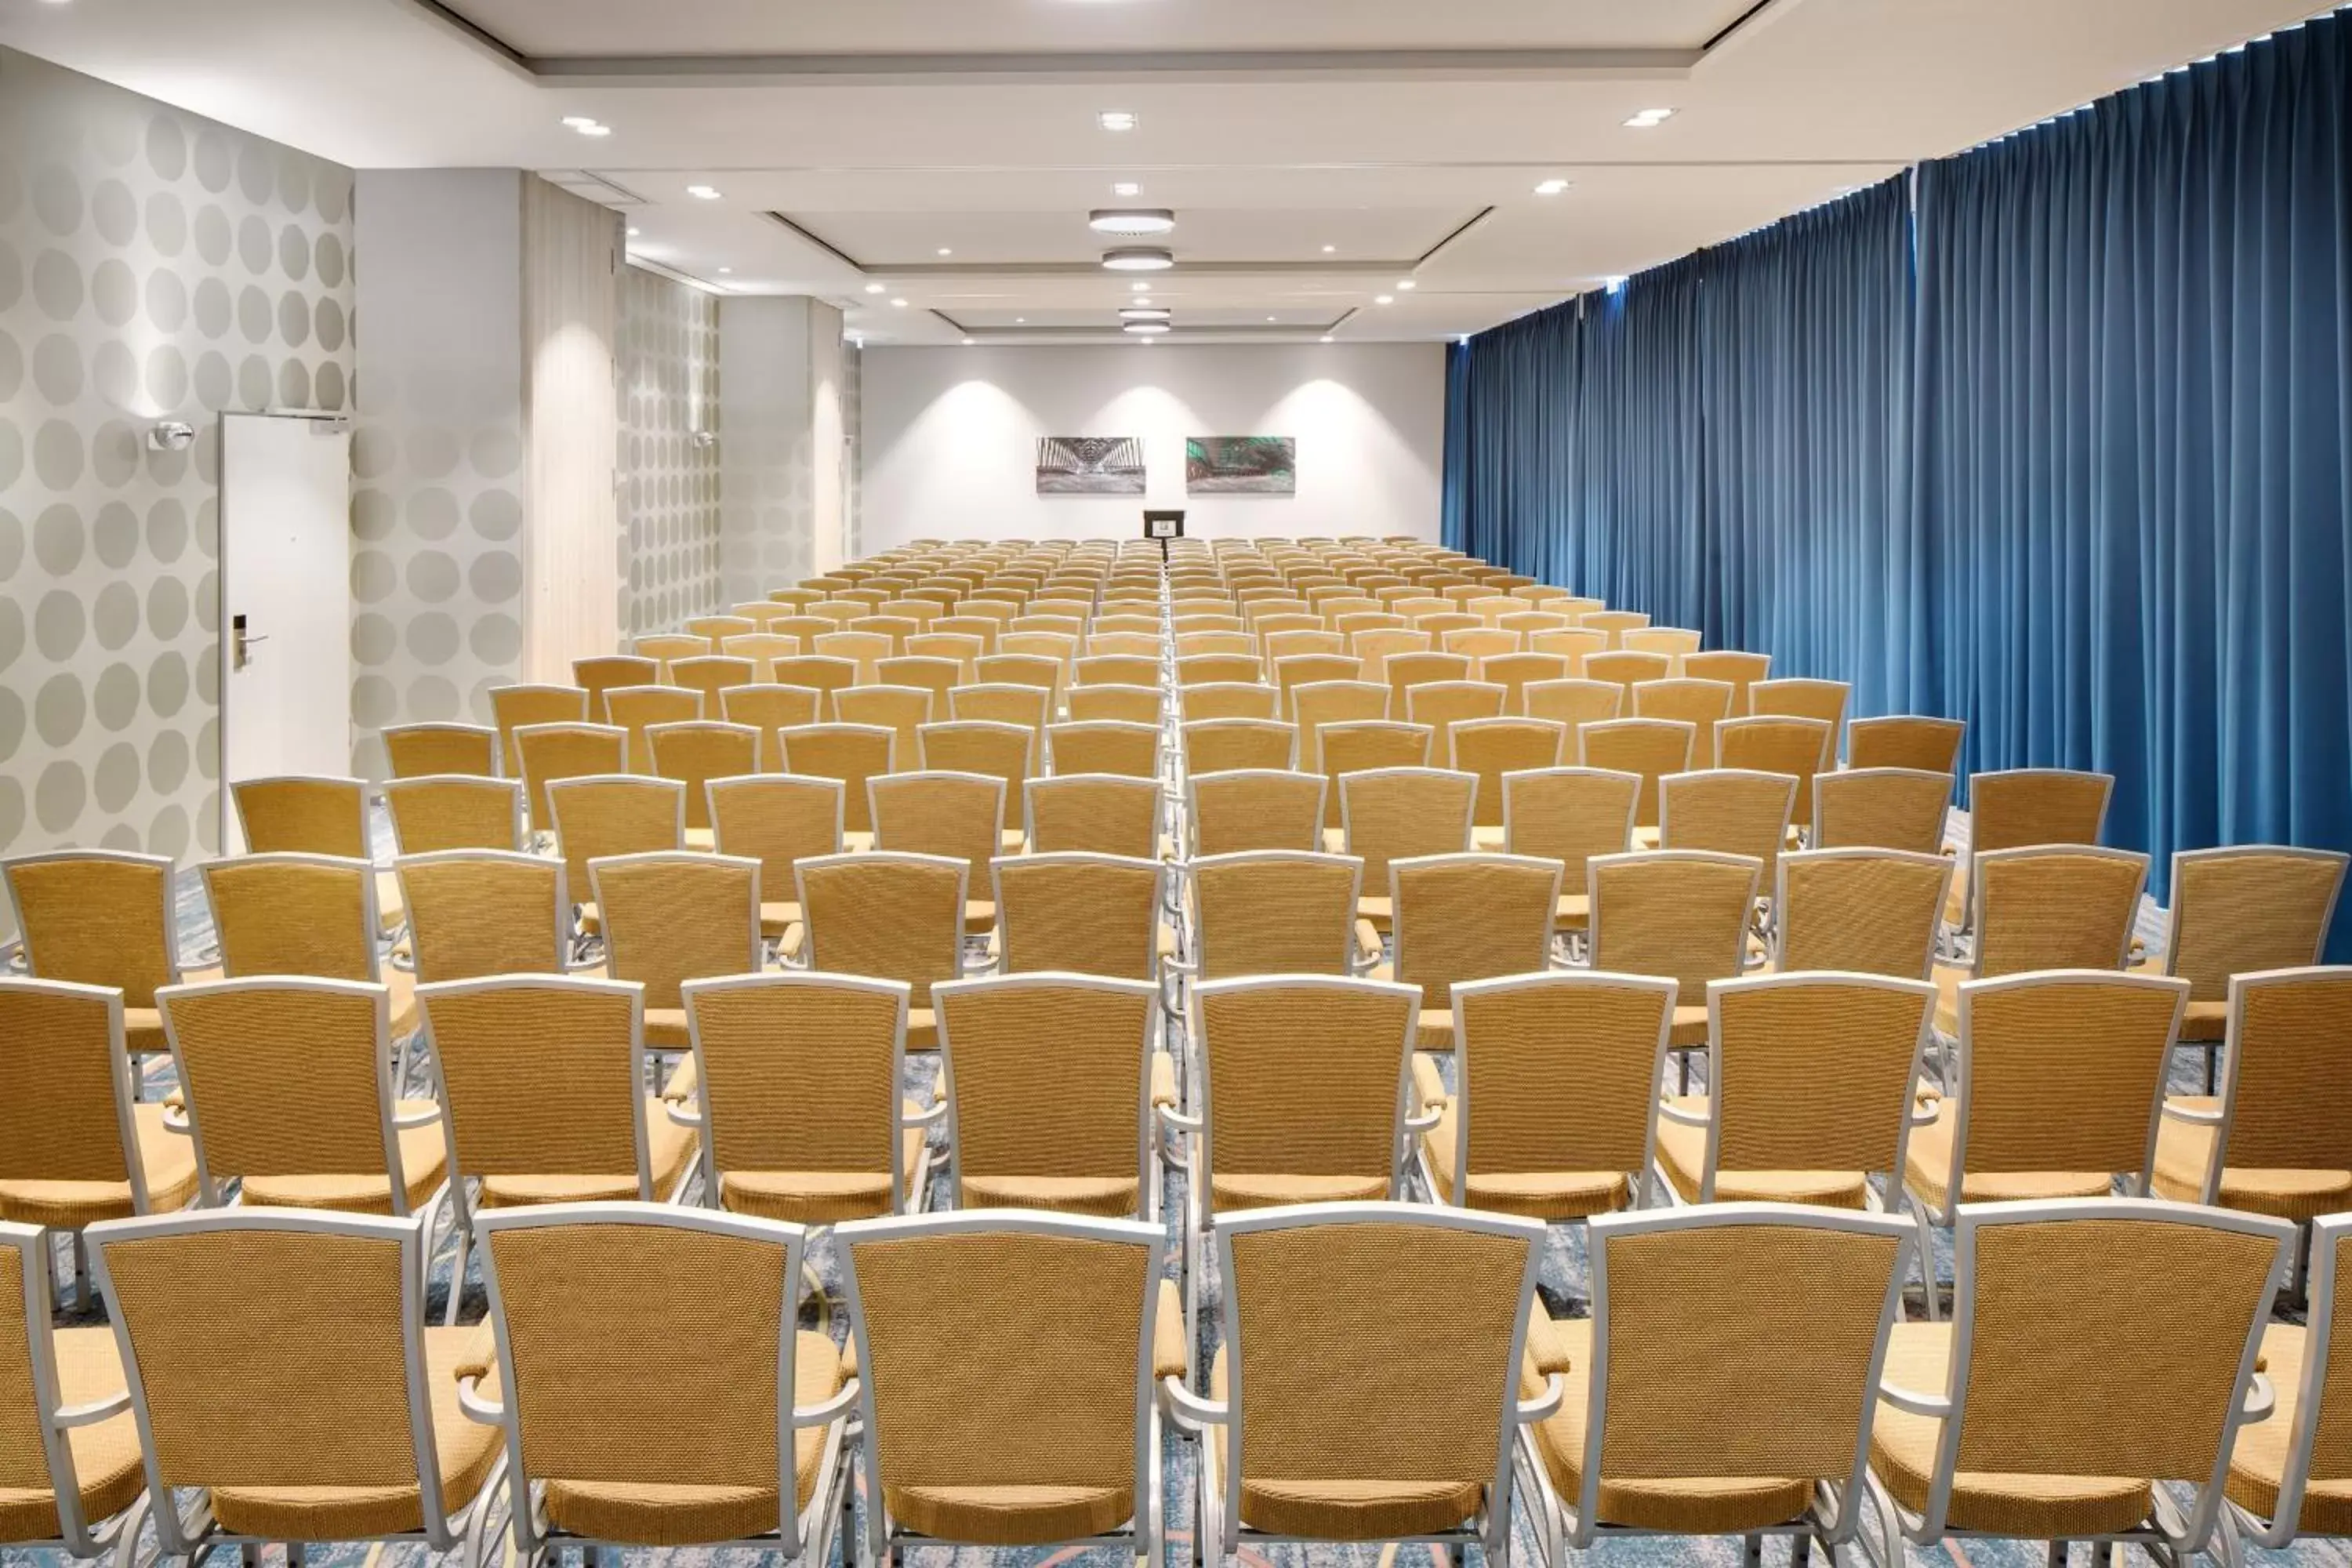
(220, 412), (354, 855)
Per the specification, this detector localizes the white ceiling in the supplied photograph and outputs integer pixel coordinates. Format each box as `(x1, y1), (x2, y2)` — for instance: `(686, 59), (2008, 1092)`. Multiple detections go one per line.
(0, 0), (2328, 345)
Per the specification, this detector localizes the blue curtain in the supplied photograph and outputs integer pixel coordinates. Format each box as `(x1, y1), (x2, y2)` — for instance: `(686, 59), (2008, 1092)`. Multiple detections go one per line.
(1441, 12), (2352, 939)
(1911, 13), (2352, 915)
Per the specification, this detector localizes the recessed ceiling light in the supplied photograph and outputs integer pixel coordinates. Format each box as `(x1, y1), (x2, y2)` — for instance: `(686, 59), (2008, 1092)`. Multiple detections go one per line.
(1131, 281), (1152, 293)
(1098, 111), (1138, 132)
(1112, 182), (1142, 198)
(717, 267), (732, 274)
(1396, 280), (1417, 290)
(626, 227), (641, 238)
(865, 283), (886, 294)
(1534, 179), (1570, 196)
(1120, 307), (1171, 322)
(1124, 321), (1170, 335)
(1319, 336), (1334, 343)
(1624, 107), (1675, 127)
(1322, 244), (1337, 253)
(1102, 247), (1174, 271)
(1090, 209), (1176, 236)
(937, 247), (953, 256)
(1015, 317), (1027, 324)
(561, 117), (612, 136)
(1265, 316), (1277, 322)
(1375, 295), (1395, 305)
(891, 298), (909, 308)
(687, 184), (721, 200)
(963, 337), (975, 345)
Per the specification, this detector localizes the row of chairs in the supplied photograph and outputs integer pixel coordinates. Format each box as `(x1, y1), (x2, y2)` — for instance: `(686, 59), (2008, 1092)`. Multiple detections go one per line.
(9, 1195), (2345, 1566)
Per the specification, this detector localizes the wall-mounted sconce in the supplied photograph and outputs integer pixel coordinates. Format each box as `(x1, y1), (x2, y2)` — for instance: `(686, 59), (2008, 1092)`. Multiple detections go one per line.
(689, 430), (717, 449)
(147, 421), (198, 452)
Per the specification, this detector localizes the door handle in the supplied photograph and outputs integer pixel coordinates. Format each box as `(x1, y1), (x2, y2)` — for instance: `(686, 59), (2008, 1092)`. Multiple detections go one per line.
(231, 615), (268, 671)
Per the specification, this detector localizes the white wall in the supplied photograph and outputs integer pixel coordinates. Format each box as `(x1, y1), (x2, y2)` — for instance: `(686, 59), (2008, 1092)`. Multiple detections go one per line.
(860, 343), (1446, 550)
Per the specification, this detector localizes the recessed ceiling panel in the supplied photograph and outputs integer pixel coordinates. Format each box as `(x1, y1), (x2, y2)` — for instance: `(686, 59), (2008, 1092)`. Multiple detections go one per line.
(437, 0), (1755, 58)
(786, 206), (1475, 267)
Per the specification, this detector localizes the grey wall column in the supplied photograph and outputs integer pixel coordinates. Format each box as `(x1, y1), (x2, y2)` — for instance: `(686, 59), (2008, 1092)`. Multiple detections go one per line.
(717, 294), (846, 601)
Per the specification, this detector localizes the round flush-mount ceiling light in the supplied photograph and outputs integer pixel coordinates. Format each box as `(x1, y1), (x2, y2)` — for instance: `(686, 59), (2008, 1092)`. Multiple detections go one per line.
(1102, 247), (1174, 272)
(1090, 208), (1176, 236)
(1123, 321), (1172, 335)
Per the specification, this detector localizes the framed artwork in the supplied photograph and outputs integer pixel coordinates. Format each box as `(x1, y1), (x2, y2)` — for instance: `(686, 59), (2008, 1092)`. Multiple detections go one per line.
(1036, 435), (1146, 495)
(1186, 436), (1295, 495)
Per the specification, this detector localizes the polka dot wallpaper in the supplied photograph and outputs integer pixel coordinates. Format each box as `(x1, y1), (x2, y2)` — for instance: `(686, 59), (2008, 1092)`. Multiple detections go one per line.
(0, 47), (354, 880)
(619, 265), (721, 637)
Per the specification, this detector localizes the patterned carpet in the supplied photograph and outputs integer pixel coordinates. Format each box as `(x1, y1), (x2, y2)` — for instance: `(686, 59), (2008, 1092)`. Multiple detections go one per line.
(16, 813), (2344, 1568)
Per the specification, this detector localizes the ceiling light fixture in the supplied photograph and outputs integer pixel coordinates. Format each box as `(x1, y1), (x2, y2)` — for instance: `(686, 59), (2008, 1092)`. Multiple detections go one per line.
(687, 184), (721, 200)
(1112, 182), (1142, 198)
(1265, 316), (1277, 322)
(1534, 178), (1570, 195)
(1319, 336), (1334, 343)
(1322, 244), (1337, 253)
(891, 298), (909, 308)
(1098, 111), (1138, 132)
(1102, 247), (1174, 271)
(1374, 294), (1395, 305)
(1624, 107), (1675, 128)
(561, 116), (612, 137)
(1015, 317), (1027, 324)
(1396, 280), (1417, 290)
(717, 267), (732, 274)
(1124, 321), (1171, 335)
(865, 283), (886, 294)
(963, 338), (976, 345)
(1131, 281), (1152, 293)
(937, 247), (953, 256)
(1120, 307), (1171, 322)
(626, 227), (641, 238)
(1089, 208), (1176, 236)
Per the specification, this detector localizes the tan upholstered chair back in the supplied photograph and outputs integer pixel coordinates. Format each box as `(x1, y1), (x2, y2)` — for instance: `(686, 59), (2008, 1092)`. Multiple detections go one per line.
(1189, 853), (1361, 979)
(1711, 975), (1933, 1180)
(1389, 855), (1559, 1011)
(710, 775), (844, 898)
(1951, 972), (2183, 1179)
(2164, 848), (2347, 1000)
(606, 685), (701, 773)
(1501, 768), (1637, 902)
(491, 685), (589, 779)
(203, 855), (379, 982)
(1341, 768), (1475, 887)
(0, 979), (136, 1189)
(1196, 978), (1413, 1185)
(1024, 775), (1159, 858)
(1971, 847), (2147, 977)
(1717, 716), (1835, 825)
(514, 723), (627, 831)
(797, 854), (966, 1008)
(1632, 678), (1733, 766)
(870, 773), (1004, 883)
(1658, 769), (1798, 884)
(1812, 768), (1951, 855)
(573, 655), (659, 723)
(2212, 968), (2352, 1175)
(592, 852), (761, 1011)
(3, 851), (178, 1006)
(1967, 768), (2112, 855)
(778, 725), (896, 834)
(649, 722), (760, 833)
(1452, 974), (1670, 1196)
(1578, 720), (1695, 829)
(688, 975), (904, 1185)
(1588, 851), (1759, 996)
(921, 720), (1033, 831)
(1049, 721), (1159, 780)
(423, 978), (647, 1185)
(938, 977), (1155, 1203)
(397, 851), (567, 982)
(992, 856), (1161, 980)
(233, 776), (370, 859)
(383, 776), (523, 855)
(1846, 715), (1965, 775)
(1776, 850), (1946, 979)
(384, 722), (500, 779)
(547, 776), (684, 904)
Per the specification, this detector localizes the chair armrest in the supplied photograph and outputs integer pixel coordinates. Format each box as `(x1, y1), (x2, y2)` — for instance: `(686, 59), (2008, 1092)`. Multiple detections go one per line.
(1908, 1094), (1943, 1127)
(0, 940), (25, 975)
(161, 1101), (194, 1134)
(663, 1099), (705, 1129)
(1655, 1098), (1709, 1127)
(1403, 1104), (1443, 1133)
(1876, 1381), (1951, 1417)
(1156, 1102), (1202, 1135)
(2161, 1099), (2224, 1126)
(1152, 1279), (1187, 1380)
(905, 1098), (949, 1126)
(392, 1102), (444, 1131)
(1164, 949), (1200, 977)
(1515, 1373), (1566, 1425)
(776, 923), (809, 969)
(54, 1389), (130, 1428)
(2243, 1371), (2276, 1424)
(1150, 1051), (1179, 1109)
(1350, 920), (1385, 972)
(793, 1377), (862, 1427)
(1160, 1375), (1228, 1432)
(456, 1375), (506, 1425)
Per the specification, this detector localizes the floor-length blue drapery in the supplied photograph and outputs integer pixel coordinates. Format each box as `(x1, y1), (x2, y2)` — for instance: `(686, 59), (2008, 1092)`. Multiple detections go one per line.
(1440, 11), (2352, 938)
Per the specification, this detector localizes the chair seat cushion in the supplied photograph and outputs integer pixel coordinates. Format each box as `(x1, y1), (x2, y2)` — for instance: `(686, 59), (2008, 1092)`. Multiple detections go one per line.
(959, 1173), (1138, 1217)
(239, 1102), (450, 1214)
(2149, 1098), (2352, 1221)
(1210, 1172), (1389, 1210)
(1523, 1316), (1813, 1534)
(1554, 893), (1590, 932)
(0, 1325), (146, 1543)
(543, 1330), (842, 1544)
(1652, 1098), (1869, 1208)
(1419, 1092), (1628, 1218)
(0, 1102), (201, 1229)
(1900, 1102), (2114, 1216)
(477, 1101), (698, 1207)
(759, 901), (803, 939)
(887, 1482), (1132, 1547)
(718, 1104), (930, 1223)
(1211, 1347), (1482, 1539)
(210, 1326), (505, 1540)
(2227, 1322), (2352, 1533)
(1871, 1321), (2151, 1537)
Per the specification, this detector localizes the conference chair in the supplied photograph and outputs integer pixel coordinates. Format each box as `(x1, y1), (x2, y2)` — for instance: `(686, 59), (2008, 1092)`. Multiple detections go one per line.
(1517, 1203), (1915, 1565)
(1338, 768), (1477, 929)
(1185, 770), (1326, 858)
(1930, 844), (2149, 1034)
(771, 654), (860, 719)
(229, 775), (400, 934)
(1584, 651), (1672, 702)
(2139, 846), (2348, 1080)
(1811, 768), (1951, 855)
(777, 724), (895, 837)
(870, 772), (1011, 928)
(1632, 677), (1733, 766)
(1716, 715), (1835, 832)
(648, 720), (759, 837)
(1578, 609), (1650, 649)
(1847, 715), (1966, 775)
(877, 655), (961, 720)
(465, 1204), (855, 1558)
(1586, 850), (1762, 1073)
(717, 684), (822, 771)
(1577, 719), (1694, 832)
(1751, 678), (1853, 763)
(834, 1210), (1171, 1563)
(2, 849), (204, 1062)
(488, 684), (587, 784)
(679, 973), (931, 1221)
(1679, 650), (1773, 716)
(382, 776), (524, 855)
(1377, 854), (1559, 1048)
(1181, 718), (1296, 775)
(1523, 678), (1621, 746)
(383, 721), (501, 780)
(1404, 681), (1506, 767)
(1183, 1202), (1550, 1565)
(1773, 849), (1947, 980)
(201, 853), (416, 1034)
(920, 720), (1035, 833)
(588, 850), (762, 1074)
(989, 855), (1166, 982)
(82, 1208), (503, 1559)
(572, 654), (659, 723)
(1657, 769), (1798, 902)
(1172, 853), (1382, 1001)
(1903, 970), (2187, 1316)
(786, 853), (975, 1044)
(1501, 767), (1639, 949)
(546, 775), (684, 938)
(1316, 721), (1434, 830)
(949, 681), (1051, 757)
(1622, 626), (1701, 660)
(602, 684), (699, 773)
(707, 774), (842, 942)
(512, 722), (626, 844)
(1529, 628), (1607, 673)
(1652, 973), (1935, 1207)
(2223, 1210), (2352, 1549)
(1024, 774), (1162, 858)
(1049, 720), (1160, 779)
(1867, 1200), (2289, 1563)
(1067, 683), (1163, 727)
(1944, 767), (2117, 938)
(394, 850), (569, 983)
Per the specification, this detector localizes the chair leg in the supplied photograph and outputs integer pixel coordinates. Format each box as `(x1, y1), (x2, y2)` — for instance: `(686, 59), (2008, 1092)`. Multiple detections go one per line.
(1740, 1534), (1763, 1568)
(2046, 1540), (2067, 1568)
(442, 1185), (474, 1327)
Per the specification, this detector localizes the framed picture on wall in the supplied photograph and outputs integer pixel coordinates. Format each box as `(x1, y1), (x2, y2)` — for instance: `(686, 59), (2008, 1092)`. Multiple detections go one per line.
(1186, 436), (1295, 495)
(1036, 435), (1146, 495)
